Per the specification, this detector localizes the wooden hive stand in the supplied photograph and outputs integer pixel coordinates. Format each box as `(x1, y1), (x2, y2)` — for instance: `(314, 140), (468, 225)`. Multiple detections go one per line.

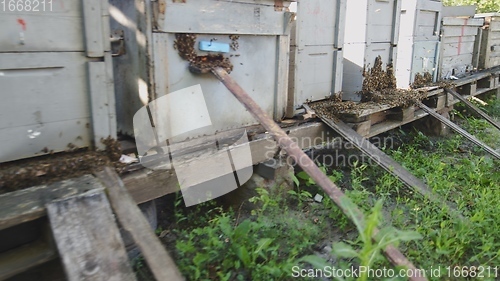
(0, 168), (183, 281)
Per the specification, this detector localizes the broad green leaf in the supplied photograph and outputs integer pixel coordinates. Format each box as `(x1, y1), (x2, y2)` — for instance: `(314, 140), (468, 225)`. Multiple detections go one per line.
(233, 219), (251, 240)
(394, 230), (423, 241)
(332, 242), (359, 258)
(291, 174), (300, 187)
(339, 196), (366, 241)
(254, 238), (273, 255)
(296, 171), (310, 180)
(234, 246), (251, 267)
(193, 252), (210, 266)
(298, 255), (330, 269)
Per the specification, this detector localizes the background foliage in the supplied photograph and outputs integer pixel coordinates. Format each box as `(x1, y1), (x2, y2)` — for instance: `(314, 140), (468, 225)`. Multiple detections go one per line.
(443, 0), (500, 13)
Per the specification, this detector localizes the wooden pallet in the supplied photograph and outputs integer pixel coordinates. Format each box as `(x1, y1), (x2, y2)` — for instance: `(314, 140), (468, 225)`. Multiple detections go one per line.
(334, 69), (500, 138)
(0, 170), (183, 281)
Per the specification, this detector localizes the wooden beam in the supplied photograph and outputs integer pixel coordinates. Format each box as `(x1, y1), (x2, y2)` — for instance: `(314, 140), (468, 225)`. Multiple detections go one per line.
(0, 175), (102, 231)
(121, 122), (334, 203)
(47, 189), (136, 281)
(96, 168), (183, 281)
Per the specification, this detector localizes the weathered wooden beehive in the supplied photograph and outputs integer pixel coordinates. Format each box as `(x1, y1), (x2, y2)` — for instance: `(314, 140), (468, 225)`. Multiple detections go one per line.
(110, 0), (293, 140)
(287, 0), (346, 116)
(475, 13), (500, 70)
(342, 0), (402, 101)
(439, 5), (484, 79)
(0, 0), (116, 163)
(396, 0), (442, 88)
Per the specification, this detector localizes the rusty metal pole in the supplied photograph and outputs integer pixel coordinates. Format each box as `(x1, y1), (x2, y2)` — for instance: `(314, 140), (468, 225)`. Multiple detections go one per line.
(211, 67), (426, 281)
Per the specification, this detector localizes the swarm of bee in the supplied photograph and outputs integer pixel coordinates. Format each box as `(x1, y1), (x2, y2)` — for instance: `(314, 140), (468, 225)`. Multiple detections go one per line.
(363, 88), (427, 108)
(411, 72), (433, 89)
(229, 34), (240, 51)
(309, 98), (371, 120)
(189, 54), (234, 73)
(310, 56), (430, 120)
(361, 56), (427, 108)
(362, 56), (397, 93)
(173, 33), (197, 61)
(0, 138), (125, 193)
(174, 33), (234, 73)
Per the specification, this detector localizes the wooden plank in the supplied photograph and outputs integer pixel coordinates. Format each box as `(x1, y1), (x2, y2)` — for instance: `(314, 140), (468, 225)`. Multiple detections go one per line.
(158, 0), (288, 35)
(454, 70), (492, 86)
(0, 1), (85, 52)
(47, 189), (136, 281)
(122, 168), (180, 204)
(440, 53), (474, 77)
(442, 17), (484, 26)
(417, 102), (500, 160)
(445, 88), (500, 131)
(442, 41), (475, 56)
(0, 52), (93, 128)
(368, 109), (429, 137)
(489, 21), (500, 31)
(0, 118), (92, 163)
(122, 122), (334, 203)
(442, 35), (477, 44)
(442, 26), (479, 37)
(442, 6), (476, 17)
(0, 175), (101, 231)
(96, 167), (183, 281)
(0, 52), (95, 162)
(82, 0), (105, 57)
(346, 120), (371, 136)
(370, 111), (387, 125)
(318, 116), (464, 220)
(275, 34), (291, 120)
(88, 61), (115, 150)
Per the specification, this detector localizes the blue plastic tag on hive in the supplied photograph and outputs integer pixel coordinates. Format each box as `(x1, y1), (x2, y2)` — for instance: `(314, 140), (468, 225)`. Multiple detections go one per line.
(199, 41), (230, 53)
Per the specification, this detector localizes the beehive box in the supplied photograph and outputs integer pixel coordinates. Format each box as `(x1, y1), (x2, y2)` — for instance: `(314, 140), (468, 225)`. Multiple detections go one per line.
(287, 0), (346, 115)
(0, 0), (116, 163)
(475, 13), (500, 69)
(396, 0), (442, 88)
(111, 0), (293, 140)
(342, 0), (402, 101)
(439, 6), (484, 78)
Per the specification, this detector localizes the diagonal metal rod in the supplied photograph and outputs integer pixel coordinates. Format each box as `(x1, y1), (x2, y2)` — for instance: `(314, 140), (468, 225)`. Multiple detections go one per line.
(318, 115), (465, 220)
(416, 101), (500, 160)
(210, 67), (426, 281)
(445, 88), (500, 131)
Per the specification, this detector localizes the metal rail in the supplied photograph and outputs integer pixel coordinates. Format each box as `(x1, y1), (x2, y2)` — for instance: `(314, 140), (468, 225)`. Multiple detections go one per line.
(210, 67), (426, 281)
(318, 115), (464, 220)
(416, 101), (500, 160)
(445, 88), (500, 131)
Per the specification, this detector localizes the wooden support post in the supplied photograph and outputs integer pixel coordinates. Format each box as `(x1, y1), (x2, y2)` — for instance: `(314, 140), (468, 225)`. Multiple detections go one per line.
(387, 106), (415, 122)
(457, 82), (477, 96)
(96, 168), (184, 281)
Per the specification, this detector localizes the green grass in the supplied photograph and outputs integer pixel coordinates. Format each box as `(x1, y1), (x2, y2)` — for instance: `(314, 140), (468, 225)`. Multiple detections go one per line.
(136, 97), (500, 281)
(351, 98), (500, 280)
(163, 188), (327, 281)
